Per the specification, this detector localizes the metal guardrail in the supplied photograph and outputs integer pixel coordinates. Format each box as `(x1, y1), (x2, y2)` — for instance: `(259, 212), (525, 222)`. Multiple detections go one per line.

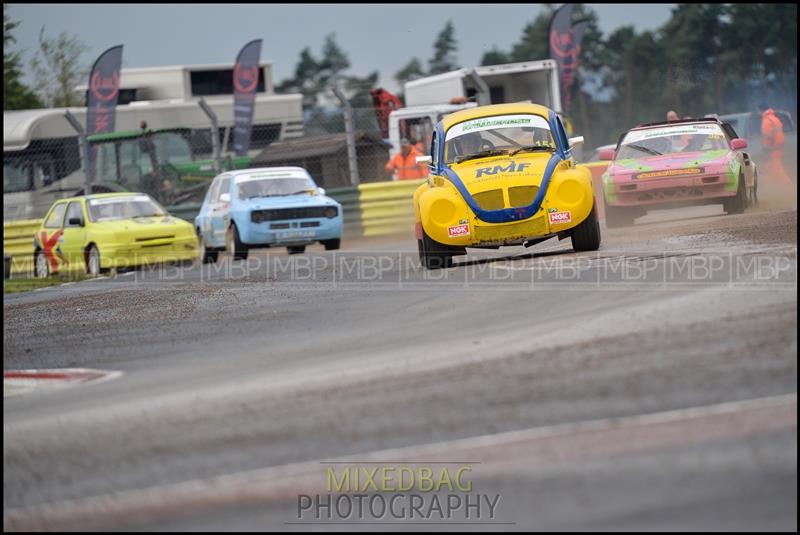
(167, 202), (203, 223)
(327, 186), (362, 237)
(3, 219), (40, 275)
(357, 179), (424, 237)
(328, 179), (424, 238)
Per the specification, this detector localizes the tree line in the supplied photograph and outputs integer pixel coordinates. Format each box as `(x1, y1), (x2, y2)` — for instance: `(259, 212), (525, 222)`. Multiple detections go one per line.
(5, 5), (797, 148)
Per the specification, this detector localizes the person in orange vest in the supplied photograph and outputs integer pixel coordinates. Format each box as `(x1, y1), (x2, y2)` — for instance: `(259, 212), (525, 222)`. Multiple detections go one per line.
(410, 135), (426, 155)
(385, 137), (427, 180)
(758, 102), (791, 187)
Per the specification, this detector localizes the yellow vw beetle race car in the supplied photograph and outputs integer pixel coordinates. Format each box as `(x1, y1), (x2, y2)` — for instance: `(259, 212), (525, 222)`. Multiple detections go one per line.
(33, 192), (198, 277)
(413, 103), (601, 268)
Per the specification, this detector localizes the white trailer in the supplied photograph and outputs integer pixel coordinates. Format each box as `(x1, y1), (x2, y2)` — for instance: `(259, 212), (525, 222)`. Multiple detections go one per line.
(4, 62), (303, 220)
(387, 60), (562, 160)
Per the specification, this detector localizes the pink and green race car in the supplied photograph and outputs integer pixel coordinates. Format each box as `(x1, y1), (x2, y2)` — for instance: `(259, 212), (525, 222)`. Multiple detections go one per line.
(599, 118), (758, 227)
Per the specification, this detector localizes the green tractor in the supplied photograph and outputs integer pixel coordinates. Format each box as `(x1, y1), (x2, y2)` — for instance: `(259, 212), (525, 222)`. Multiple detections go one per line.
(84, 128), (253, 220)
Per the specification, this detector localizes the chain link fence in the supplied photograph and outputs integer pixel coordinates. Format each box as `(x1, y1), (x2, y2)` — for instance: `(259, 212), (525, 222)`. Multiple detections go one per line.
(3, 104), (405, 221)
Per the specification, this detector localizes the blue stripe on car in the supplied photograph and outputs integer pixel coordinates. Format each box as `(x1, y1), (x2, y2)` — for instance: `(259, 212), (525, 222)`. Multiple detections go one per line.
(435, 110), (567, 224)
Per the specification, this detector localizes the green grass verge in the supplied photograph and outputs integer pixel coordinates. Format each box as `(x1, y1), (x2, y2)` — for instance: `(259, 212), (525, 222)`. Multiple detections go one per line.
(4, 273), (91, 294)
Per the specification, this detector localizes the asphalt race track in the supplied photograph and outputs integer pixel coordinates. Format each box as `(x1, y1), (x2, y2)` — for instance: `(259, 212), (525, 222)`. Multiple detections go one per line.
(4, 198), (797, 530)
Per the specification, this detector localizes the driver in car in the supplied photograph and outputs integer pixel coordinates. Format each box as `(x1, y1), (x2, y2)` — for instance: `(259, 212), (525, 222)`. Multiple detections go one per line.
(454, 131), (484, 158)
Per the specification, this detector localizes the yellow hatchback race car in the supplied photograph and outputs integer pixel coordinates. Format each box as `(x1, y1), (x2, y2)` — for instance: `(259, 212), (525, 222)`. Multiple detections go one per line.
(414, 103), (601, 268)
(33, 192), (198, 277)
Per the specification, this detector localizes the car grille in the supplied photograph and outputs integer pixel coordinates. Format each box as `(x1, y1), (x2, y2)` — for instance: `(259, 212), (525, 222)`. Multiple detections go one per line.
(472, 186), (539, 210)
(251, 207), (337, 222)
(508, 186), (538, 207)
(135, 235), (175, 242)
(473, 189), (504, 210)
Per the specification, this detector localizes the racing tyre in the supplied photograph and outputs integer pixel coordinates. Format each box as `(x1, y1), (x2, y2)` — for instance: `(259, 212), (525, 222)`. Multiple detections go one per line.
(34, 250), (49, 278)
(226, 225), (249, 261)
(723, 172), (747, 215)
(604, 204), (637, 228)
(571, 204), (601, 252)
(419, 228), (453, 270)
(198, 233), (218, 264)
(750, 171), (759, 207)
(322, 238), (340, 251)
(86, 245), (102, 277)
(287, 246), (306, 255)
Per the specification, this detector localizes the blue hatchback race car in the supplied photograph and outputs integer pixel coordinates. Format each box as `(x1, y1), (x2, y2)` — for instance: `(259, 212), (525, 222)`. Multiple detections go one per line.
(195, 167), (343, 262)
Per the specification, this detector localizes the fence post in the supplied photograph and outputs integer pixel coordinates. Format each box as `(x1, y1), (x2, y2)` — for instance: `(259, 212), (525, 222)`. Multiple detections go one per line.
(64, 110), (91, 195)
(333, 78), (360, 186)
(465, 69), (490, 106)
(198, 98), (222, 173)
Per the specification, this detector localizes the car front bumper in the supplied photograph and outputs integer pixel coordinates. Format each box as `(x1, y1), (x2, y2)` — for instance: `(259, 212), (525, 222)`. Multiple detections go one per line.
(604, 174), (737, 207)
(100, 235), (199, 268)
(238, 217), (343, 246)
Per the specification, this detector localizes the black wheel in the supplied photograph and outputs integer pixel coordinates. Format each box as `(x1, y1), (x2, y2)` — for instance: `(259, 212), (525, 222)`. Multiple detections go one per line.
(86, 244), (102, 276)
(287, 246), (306, 255)
(226, 225), (249, 260)
(322, 238), (340, 251)
(571, 204), (602, 252)
(723, 172), (747, 215)
(419, 228), (454, 269)
(751, 171), (759, 207)
(604, 203), (637, 228)
(198, 232), (218, 264)
(34, 250), (49, 278)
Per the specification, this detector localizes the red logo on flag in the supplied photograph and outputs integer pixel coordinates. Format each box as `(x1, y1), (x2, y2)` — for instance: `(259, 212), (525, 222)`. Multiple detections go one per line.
(90, 72), (120, 103)
(233, 64), (259, 94)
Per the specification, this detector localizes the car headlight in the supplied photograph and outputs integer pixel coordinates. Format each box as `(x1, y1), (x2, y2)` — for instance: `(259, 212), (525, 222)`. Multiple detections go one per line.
(252, 211), (265, 223)
(557, 179), (584, 206)
(430, 198), (456, 225)
(323, 206), (338, 218)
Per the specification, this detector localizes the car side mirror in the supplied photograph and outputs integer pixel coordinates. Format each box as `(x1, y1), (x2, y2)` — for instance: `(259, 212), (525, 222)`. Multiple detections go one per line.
(416, 155), (432, 165)
(317, 187), (326, 196)
(730, 138), (748, 150)
(568, 136), (585, 149)
(598, 148), (615, 161)
(219, 192), (231, 203)
(68, 217), (84, 227)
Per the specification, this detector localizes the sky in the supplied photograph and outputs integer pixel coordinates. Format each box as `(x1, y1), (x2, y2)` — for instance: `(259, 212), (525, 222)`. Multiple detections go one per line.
(7, 3), (676, 95)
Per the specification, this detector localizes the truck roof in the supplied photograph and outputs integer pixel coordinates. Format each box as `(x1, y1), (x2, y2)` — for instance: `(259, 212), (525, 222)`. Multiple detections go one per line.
(404, 59), (560, 109)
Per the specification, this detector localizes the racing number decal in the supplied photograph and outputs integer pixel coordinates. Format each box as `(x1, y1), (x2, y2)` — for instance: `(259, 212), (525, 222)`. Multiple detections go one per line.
(39, 230), (68, 270)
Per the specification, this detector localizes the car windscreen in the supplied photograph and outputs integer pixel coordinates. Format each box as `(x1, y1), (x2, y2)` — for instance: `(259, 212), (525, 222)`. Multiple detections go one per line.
(236, 177), (316, 200)
(87, 195), (167, 222)
(3, 162), (32, 193)
(618, 123), (729, 159)
(152, 132), (193, 164)
(443, 114), (555, 164)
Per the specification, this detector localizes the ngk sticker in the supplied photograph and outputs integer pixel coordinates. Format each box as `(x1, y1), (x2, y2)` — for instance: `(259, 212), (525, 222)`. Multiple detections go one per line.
(448, 224), (470, 238)
(548, 211), (572, 224)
